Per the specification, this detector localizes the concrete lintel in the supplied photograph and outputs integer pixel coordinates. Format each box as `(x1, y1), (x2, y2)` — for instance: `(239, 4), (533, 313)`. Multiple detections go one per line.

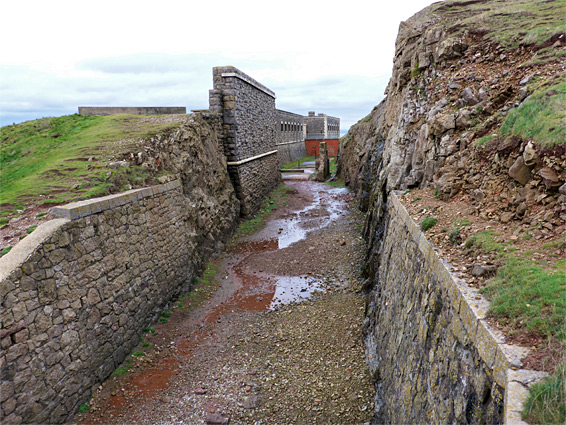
(227, 150), (278, 166)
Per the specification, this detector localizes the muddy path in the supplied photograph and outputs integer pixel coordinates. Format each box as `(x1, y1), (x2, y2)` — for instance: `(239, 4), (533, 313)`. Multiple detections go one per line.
(77, 181), (374, 425)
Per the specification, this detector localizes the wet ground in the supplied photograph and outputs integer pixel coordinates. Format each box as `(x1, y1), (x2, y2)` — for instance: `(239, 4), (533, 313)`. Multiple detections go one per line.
(77, 181), (374, 425)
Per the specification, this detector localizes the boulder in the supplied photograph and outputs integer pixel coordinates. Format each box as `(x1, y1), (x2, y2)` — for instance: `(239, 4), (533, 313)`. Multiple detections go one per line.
(455, 109), (472, 129)
(508, 156), (531, 185)
(537, 167), (561, 190)
(461, 87), (479, 106)
(522, 141), (539, 167)
(431, 114), (455, 136)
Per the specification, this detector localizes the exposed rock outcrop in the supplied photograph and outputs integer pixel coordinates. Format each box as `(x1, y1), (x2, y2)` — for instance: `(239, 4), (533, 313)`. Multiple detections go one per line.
(338, 0), (565, 423)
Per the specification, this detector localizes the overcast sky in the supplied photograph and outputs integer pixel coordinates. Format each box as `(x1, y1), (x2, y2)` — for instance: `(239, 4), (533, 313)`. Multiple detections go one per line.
(0, 0), (435, 132)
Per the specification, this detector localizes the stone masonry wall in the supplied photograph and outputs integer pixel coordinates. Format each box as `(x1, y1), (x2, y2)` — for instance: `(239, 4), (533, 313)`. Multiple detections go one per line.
(276, 141), (306, 167)
(78, 107), (186, 116)
(209, 66), (281, 216)
(276, 110), (306, 166)
(363, 192), (540, 424)
(0, 116), (240, 424)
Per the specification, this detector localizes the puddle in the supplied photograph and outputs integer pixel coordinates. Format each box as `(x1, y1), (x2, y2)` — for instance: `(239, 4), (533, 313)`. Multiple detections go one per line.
(269, 275), (325, 309)
(79, 180), (352, 424)
(249, 181), (349, 249)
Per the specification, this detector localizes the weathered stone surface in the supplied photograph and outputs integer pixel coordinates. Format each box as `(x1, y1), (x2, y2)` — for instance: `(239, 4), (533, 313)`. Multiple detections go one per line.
(362, 194), (505, 424)
(210, 66), (281, 216)
(509, 156), (532, 185)
(0, 115), (241, 424)
(314, 142), (330, 182)
(537, 167), (560, 190)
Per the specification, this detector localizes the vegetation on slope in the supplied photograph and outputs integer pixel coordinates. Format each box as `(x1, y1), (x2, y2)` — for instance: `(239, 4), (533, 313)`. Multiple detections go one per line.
(439, 0), (566, 52)
(0, 114), (182, 251)
(500, 81), (566, 147)
(0, 114), (180, 211)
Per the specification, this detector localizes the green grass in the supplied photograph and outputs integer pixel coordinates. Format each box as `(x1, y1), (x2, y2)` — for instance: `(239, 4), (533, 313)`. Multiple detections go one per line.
(329, 157), (337, 174)
(500, 82), (566, 147)
(421, 217), (437, 232)
(0, 246), (12, 257)
(280, 155), (314, 170)
(112, 366), (130, 376)
(464, 230), (508, 255)
(78, 399), (91, 413)
(0, 114), (181, 215)
(474, 134), (497, 148)
(438, 0), (566, 51)
(481, 258), (566, 340)
(522, 361), (565, 424)
(325, 178), (346, 188)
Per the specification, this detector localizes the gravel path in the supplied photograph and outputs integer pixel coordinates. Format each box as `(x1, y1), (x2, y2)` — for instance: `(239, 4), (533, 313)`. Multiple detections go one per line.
(77, 181), (374, 425)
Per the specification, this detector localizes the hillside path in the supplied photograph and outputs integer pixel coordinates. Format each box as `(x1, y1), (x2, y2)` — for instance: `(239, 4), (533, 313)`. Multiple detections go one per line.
(77, 181), (374, 425)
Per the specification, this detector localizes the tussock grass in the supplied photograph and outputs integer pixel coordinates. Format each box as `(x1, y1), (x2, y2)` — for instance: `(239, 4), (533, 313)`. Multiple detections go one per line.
(522, 361), (566, 424)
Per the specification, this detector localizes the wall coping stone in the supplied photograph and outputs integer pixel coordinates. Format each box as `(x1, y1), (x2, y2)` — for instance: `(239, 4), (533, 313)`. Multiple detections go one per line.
(226, 150), (278, 166)
(275, 140), (305, 146)
(0, 218), (69, 281)
(49, 181), (182, 220)
(221, 71), (276, 99)
(390, 190), (548, 425)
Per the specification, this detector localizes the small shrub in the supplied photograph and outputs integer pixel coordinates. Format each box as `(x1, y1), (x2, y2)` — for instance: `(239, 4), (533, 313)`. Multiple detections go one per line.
(143, 327), (155, 334)
(26, 225), (38, 234)
(159, 317), (168, 324)
(143, 342), (153, 347)
(112, 366), (129, 376)
(78, 403), (90, 413)
(131, 351), (144, 357)
(421, 217), (437, 232)
(162, 311), (171, 318)
(0, 246), (12, 257)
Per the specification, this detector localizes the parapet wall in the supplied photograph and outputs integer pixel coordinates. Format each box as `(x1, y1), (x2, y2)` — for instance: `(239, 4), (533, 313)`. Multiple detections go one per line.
(363, 192), (543, 424)
(78, 106), (187, 116)
(0, 117), (240, 424)
(209, 66), (281, 216)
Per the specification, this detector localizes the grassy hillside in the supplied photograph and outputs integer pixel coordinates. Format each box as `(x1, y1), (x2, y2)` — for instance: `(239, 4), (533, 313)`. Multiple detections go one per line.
(0, 114), (181, 218)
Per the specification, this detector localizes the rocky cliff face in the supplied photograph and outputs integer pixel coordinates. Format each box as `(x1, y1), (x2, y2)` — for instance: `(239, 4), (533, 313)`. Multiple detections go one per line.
(340, 0), (565, 212)
(120, 113), (240, 255)
(338, 0), (565, 422)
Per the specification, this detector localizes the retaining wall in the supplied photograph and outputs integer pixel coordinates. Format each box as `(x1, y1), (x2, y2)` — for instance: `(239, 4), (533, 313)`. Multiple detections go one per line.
(209, 66), (281, 216)
(78, 107), (186, 116)
(363, 192), (545, 424)
(0, 136), (240, 425)
(276, 141), (307, 166)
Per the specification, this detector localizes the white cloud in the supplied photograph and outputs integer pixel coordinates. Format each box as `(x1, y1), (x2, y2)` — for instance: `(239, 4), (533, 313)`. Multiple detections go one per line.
(0, 0), (435, 129)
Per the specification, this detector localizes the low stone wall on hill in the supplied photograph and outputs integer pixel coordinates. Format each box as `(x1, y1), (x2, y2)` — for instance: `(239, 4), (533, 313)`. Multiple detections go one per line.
(78, 106), (186, 116)
(0, 114), (241, 425)
(362, 192), (545, 424)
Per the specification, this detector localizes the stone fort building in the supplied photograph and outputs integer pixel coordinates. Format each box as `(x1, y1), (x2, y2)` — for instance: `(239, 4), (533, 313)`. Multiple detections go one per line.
(80, 66), (340, 216)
